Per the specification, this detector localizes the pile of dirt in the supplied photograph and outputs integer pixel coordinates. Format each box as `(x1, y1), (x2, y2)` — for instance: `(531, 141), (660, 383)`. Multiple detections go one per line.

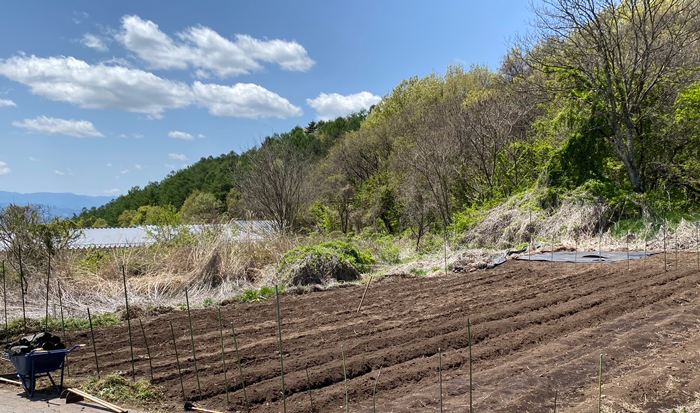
(4, 332), (65, 356)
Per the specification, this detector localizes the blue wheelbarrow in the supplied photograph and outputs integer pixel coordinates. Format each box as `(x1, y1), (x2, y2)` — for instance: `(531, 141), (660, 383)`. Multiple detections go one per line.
(2, 344), (84, 397)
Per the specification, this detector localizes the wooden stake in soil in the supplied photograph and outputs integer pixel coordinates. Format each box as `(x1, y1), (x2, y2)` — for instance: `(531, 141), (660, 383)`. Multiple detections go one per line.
(663, 224), (668, 271)
(216, 307), (230, 407)
(18, 244), (26, 333)
(627, 230), (630, 271)
(342, 345), (349, 413)
(468, 318), (473, 413)
(169, 320), (186, 401)
(438, 347), (443, 413)
(121, 265), (135, 381)
(44, 254), (51, 333)
(275, 285), (287, 413)
(696, 222), (699, 271)
(185, 287), (202, 401)
(2, 261), (7, 344)
(138, 319), (154, 382)
(57, 279), (68, 376)
(87, 308), (100, 379)
(231, 322), (249, 412)
(305, 364), (314, 413)
(553, 389), (557, 413)
(675, 230), (679, 270)
(357, 275), (374, 313)
(598, 354), (603, 413)
(372, 369), (381, 413)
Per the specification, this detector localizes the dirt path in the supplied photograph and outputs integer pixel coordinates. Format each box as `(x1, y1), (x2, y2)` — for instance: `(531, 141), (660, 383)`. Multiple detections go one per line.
(5, 254), (700, 412)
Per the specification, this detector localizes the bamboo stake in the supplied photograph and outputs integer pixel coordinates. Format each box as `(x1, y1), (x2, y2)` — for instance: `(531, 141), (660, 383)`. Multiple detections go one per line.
(185, 287), (202, 401)
(57, 279), (68, 376)
(45, 254), (51, 333)
(305, 364), (314, 413)
(169, 320), (186, 401)
(342, 345), (349, 413)
(528, 210), (532, 266)
(231, 322), (249, 412)
(122, 266), (135, 381)
(663, 225), (668, 271)
(138, 319), (154, 382)
(217, 308), (230, 407)
(438, 347), (443, 413)
(2, 261), (7, 344)
(554, 389), (558, 413)
(19, 244), (26, 334)
(627, 231), (630, 271)
(696, 222), (699, 271)
(675, 229), (679, 270)
(468, 318), (473, 413)
(598, 354), (603, 413)
(87, 308), (100, 379)
(357, 275), (374, 313)
(372, 369), (381, 413)
(275, 285), (287, 413)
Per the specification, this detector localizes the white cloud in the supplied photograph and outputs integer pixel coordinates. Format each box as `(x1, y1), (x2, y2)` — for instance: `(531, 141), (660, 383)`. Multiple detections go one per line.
(73, 11), (89, 25)
(168, 153), (188, 161)
(103, 188), (120, 195)
(164, 163), (175, 169)
(13, 116), (104, 138)
(0, 99), (16, 108)
(135, 164), (142, 170)
(197, 134), (205, 139)
(116, 15), (315, 78)
(193, 81), (302, 119)
(29, 157), (40, 162)
(0, 55), (192, 118)
(120, 169), (129, 174)
(0, 55), (302, 119)
(133, 133), (144, 139)
(106, 163), (112, 167)
(117, 134), (128, 139)
(168, 130), (195, 140)
(307, 91), (382, 121)
(0, 161), (10, 175)
(80, 33), (108, 52)
(54, 170), (65, 176)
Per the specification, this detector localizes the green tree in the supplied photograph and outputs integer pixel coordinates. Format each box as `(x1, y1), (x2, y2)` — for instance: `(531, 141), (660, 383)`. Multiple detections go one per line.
(180, 190), (223, 224)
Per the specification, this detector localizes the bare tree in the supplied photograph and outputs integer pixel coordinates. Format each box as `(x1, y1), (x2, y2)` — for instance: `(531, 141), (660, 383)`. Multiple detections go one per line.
(238, 141), (310, 231)
(528, 0), (700, 191)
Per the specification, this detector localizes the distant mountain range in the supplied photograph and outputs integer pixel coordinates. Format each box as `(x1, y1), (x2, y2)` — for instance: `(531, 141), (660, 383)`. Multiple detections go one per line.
(0, 191), (114, 218)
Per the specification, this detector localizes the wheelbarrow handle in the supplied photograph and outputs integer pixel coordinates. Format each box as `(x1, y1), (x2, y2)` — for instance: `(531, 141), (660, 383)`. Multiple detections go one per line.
(67, 344), (86, 353)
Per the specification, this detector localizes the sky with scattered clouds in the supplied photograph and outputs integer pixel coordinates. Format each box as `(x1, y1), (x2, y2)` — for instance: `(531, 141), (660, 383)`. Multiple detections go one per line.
(0, 1), (534, 196)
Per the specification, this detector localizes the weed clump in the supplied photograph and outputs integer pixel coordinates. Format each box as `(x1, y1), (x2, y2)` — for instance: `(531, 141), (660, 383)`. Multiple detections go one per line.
(277, 241), (375, 286)
(82, 373), (163, 403)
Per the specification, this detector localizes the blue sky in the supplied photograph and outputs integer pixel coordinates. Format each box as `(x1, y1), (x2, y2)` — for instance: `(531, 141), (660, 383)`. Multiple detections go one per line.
(0, 1), (535, 197)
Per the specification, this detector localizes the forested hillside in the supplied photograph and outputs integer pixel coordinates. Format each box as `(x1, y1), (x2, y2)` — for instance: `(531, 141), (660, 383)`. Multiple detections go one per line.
(82, 0), (700, 243)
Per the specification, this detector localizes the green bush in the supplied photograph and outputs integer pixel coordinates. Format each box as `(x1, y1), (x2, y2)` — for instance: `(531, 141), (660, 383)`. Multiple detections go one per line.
(236, 286), (278, 302)
(277, 241), (375, 286)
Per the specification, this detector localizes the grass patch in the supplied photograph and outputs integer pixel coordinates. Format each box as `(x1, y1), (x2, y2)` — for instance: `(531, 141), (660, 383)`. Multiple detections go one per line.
(236, 286), (279, 302)
(4, 313), (121, 341)
(82, 374), (163, 404)
(408, 268), (427, 277)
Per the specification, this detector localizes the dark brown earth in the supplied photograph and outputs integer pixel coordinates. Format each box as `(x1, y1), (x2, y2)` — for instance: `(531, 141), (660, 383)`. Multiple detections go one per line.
(7, 254), (700, 412)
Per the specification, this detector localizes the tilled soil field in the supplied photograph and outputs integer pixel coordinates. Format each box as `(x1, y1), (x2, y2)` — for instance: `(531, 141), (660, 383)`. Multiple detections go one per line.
(7, 254), (700, 412)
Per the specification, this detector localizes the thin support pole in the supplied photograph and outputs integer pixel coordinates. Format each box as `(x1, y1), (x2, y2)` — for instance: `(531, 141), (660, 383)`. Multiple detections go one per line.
(438, 347), (443, 413)
(342, 345), (349, 413)
(554, 389), (558, 413)
(627, 231), (630, 271)
(305, 364), (314, 413)
(675, 230), (679, 270)
(2, 261), (7, 344)
(529, 210), (532, 265)
(443, 224), (448, 275)
(357, 275), (374, 313)
(231, 322), (250, 412)
(598, 354), (603, 413)
(122, 266), (135, 381)
(19, 244), (26, 334)
(57, 279), (68, 376)
(138, 319), (154, 382)
(598, 231), (603, 268)
(87, 308), (100, 379)
(217, 308), (230, 407)
(169, 320), (186, 401)
(468, 318), (473, 413)
(275, 285), (287, 413)
(185, 287), (202, 401)
(664, 225), (668, 271)
(696, 222), (699, 272)
(45, 254), (51, 333)
(372, 369), (381, 413)
(574, 238), (578, 264)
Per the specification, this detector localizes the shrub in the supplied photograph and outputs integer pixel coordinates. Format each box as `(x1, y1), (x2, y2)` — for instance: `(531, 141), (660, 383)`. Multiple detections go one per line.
(277, 241), (375, 286)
